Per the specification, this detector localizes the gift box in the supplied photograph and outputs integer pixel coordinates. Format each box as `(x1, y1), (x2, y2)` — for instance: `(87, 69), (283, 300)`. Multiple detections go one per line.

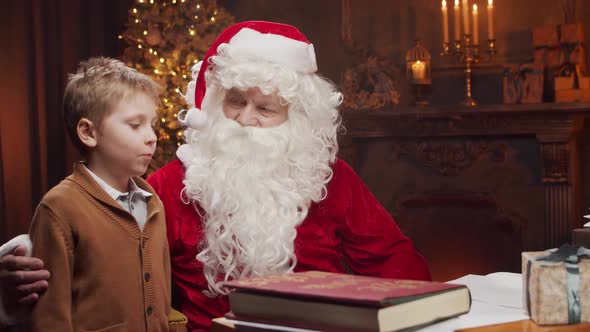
(555, 89), (590, 102)
(520, 64), (544, 104)
(554, 75), (575, 91)
(533, 48), (567, 67)
(503, 64), (522, 104)
(560, 23), (585, 44)
(570, 44), (587, 67)
(533, 49), (545, 66)
(554, 64), (581, 90)
(547, 48), (567, 67)
(533, 25), (559, 48)
(522, 245), (590, 325)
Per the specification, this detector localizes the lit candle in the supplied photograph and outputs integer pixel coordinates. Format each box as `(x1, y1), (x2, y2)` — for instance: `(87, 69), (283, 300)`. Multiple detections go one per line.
(462, 0), (470, 35)
(411, 61), (426, 81)
(487, 0), (494, 39)
(442, 1), (449, 43)
(472, 4), (479, 45)
(454, 0), (461, 41)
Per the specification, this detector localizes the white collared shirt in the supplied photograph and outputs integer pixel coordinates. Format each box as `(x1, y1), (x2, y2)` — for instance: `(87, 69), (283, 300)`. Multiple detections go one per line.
(83, 165), (152, 231)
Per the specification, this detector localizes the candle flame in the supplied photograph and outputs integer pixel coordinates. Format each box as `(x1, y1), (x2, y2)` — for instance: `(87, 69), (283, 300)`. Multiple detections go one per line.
(473, 4), (478, 12)
(442, 0), (447, 8)
(488, 0), (493, 5)
(455, 0), (459, 7)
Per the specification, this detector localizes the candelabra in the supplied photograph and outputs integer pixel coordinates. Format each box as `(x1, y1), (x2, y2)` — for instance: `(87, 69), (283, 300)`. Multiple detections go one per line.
(441, 35), (497, 107)
(461, 34), (477, 106)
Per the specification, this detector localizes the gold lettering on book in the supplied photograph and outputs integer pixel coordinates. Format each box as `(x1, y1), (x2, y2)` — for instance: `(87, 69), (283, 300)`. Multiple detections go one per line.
(301, 278), (359, 289)
(359, 280), (427, 292)
(234, 271), (331, 287)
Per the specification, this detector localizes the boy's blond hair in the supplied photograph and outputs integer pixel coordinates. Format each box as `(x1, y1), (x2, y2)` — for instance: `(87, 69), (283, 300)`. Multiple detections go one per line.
(63, 57), (161, 154)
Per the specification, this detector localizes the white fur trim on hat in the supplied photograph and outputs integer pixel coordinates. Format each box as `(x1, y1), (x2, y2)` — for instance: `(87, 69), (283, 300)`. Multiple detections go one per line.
(228, 28), (318, 74)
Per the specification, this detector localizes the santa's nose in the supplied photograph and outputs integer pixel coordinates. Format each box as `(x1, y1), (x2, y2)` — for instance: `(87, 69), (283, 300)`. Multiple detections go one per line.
(235, 106), (258, 127)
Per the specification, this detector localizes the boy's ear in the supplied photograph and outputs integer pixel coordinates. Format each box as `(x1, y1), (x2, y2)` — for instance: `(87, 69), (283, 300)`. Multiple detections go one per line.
(77, 118), (98, 148)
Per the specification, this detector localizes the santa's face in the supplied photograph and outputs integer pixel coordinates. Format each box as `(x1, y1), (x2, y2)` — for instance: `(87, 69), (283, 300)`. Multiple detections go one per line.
(222, 87), (288, 128)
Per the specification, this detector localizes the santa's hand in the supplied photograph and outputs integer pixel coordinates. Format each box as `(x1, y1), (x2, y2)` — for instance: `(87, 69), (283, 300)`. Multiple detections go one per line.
(0, 245), (50, 325)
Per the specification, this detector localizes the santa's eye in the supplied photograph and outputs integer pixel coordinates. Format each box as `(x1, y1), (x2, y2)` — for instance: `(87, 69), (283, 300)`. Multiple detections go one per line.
(225, 94), (246, 107)
(258, 106), (277, 115)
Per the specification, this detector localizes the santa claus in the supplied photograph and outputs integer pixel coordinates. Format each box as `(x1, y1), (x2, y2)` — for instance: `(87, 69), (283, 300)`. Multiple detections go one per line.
(147, 21), (431, 330)
(0, 21), (430, 331)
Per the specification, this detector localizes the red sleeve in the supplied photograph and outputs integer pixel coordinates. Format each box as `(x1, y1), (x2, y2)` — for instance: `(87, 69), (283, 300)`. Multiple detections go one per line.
(330, 160), (432, 281)
(147, 161), (184, 254)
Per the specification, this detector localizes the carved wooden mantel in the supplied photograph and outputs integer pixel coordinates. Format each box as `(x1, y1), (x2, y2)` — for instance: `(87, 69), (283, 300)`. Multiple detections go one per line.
(340, 103), (590, 255)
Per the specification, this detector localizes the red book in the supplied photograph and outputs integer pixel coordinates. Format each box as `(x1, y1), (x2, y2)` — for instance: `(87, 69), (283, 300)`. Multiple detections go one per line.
(223, 271), (472, 332)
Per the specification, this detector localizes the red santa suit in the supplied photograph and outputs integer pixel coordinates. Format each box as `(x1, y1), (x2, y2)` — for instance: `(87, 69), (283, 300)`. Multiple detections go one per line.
(147, 159), (431, 331)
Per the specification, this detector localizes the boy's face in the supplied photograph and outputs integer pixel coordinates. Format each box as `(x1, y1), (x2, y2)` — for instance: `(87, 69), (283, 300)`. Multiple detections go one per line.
(91, 92), (157, 180)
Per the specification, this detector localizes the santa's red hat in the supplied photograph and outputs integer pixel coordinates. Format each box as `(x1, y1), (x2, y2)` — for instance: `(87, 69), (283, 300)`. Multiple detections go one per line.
(182, 21), (318, 130)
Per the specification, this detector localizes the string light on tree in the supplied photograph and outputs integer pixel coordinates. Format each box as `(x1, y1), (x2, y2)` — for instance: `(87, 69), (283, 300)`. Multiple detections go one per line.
(120, 0), (234, 172)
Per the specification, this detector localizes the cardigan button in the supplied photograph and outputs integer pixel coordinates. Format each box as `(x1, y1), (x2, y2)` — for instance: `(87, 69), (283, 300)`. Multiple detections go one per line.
(144, 272), (151, 282)
(146, 306), (153, 316)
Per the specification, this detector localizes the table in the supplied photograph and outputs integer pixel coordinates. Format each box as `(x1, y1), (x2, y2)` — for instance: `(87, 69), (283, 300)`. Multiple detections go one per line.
(457, 320), (590, 332)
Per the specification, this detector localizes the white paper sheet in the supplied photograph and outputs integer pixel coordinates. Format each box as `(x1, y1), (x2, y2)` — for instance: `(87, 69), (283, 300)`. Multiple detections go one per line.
(416, 272), (529, 331)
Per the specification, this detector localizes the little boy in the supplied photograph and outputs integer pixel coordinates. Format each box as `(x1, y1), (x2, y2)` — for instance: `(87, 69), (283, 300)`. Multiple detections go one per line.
(25, 57), (170, 331)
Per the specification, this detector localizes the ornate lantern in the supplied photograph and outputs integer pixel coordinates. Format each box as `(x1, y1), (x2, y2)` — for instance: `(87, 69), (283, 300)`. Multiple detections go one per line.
(406, 40), (432, 106)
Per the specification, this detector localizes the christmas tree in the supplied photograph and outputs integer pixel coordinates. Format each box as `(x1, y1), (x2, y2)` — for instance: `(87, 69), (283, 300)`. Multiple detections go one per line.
(120, 0), (234, 172)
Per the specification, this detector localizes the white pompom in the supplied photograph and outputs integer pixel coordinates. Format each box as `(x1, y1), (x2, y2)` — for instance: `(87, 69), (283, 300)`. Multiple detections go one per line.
(184, 107), (208, 129)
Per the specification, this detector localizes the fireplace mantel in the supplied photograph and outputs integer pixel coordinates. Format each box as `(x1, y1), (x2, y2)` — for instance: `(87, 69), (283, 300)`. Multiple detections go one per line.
(342, 103), (590, 140)
(339, 103), (590, 280)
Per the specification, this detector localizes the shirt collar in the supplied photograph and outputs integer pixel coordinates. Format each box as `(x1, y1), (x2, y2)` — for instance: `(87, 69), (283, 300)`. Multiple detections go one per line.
(83, 164), (152, 200)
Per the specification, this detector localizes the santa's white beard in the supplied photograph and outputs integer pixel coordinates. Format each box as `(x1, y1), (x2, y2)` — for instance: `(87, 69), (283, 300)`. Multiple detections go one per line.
(182, 111), (331, 296)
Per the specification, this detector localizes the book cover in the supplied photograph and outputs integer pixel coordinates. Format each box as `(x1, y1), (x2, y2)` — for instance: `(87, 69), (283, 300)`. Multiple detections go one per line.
(223, 271), (472, 332)
(223, 270), (467, 307)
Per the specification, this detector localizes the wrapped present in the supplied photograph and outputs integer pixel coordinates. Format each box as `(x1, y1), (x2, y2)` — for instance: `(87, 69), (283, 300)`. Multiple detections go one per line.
(570, 45), (588, 75)
(520, 64), (544, 104)
(533, 49), (545, 66)
(555, 75), (575, 91)
(554, 64), (579, 90)
(533, 25), (559, 47)
(533, 48), (563, 66)
(533, 48), (566, 67)
(547, 48), (567, 67)
(560, 23), (585, 44)
(522, 245), (590, 325)
(503, 64), (523, 104)
(555, 89), (590, 102)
